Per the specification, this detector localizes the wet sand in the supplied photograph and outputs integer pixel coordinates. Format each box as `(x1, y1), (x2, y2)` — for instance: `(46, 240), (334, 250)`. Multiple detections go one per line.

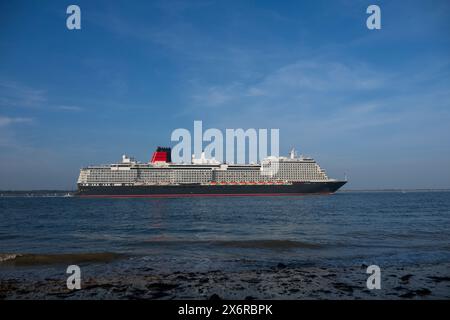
(1, 263), (449, 300)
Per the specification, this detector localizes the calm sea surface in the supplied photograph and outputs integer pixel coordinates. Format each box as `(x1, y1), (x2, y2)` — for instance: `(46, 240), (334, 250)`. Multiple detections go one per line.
(1, 192), (449, 276)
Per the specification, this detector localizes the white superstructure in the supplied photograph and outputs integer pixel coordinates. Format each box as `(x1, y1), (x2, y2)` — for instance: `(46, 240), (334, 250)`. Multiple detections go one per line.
(77, 148), (333, 187)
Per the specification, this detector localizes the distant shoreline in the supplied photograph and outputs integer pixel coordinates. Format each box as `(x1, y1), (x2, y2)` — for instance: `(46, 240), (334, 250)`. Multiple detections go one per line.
(1, 189), (450, 196)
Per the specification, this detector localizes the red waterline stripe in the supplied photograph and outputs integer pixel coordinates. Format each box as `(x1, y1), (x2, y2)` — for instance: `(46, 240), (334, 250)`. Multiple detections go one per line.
(77, 192), (332, 199)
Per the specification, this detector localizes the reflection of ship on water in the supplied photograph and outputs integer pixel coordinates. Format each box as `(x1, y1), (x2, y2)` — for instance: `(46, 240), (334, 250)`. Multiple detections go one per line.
(76, 147), (347, 197)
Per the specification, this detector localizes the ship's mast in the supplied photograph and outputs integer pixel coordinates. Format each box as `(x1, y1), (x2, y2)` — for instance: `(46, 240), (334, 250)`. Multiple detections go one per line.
(289, 148), (296, 159)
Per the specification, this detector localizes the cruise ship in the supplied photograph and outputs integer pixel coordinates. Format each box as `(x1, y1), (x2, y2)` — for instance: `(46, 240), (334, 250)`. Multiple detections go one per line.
(76, 147), (346, 197)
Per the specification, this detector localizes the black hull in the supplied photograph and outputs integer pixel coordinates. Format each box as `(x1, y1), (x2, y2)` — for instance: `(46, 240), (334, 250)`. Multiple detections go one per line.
(76, 181), (346, 198)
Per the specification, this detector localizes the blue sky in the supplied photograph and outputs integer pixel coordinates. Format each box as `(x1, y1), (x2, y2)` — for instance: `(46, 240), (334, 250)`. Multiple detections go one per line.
(0, 0), (449, 189)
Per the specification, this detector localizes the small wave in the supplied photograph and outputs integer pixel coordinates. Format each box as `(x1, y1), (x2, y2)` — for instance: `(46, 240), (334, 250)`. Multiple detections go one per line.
(0, 253), (21, 262)
(140, 239), (322, 249)
(0, 252), (123, 266)
(215, 240), (322, 249)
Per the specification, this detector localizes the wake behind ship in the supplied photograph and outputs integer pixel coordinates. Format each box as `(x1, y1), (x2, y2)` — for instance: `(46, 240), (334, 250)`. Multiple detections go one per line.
(76, 147), (346, 197)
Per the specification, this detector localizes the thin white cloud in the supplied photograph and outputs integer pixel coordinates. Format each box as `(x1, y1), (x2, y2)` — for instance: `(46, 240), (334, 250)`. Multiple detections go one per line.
(189, 60), (388, 110)
(0, 80), (47, 108)
(192, 83), (243, 107)
(57, 105), (83, 112)
(0, 116), (33, 127)
(0, 80), (85, 113)
(185, 55), (450, 147)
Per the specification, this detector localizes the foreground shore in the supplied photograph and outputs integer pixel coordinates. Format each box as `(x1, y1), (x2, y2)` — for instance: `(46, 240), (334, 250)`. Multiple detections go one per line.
(1, 262), (449, 300)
